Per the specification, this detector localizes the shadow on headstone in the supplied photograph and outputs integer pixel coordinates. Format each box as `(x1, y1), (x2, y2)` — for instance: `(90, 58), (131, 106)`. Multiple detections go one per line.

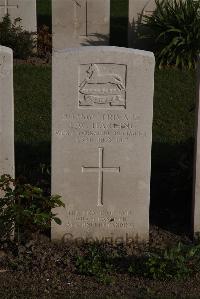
(80, 33), (109, 46)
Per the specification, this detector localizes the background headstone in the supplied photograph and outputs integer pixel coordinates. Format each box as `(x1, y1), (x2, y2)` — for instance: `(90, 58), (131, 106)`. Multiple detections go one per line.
(128, 0), (156, 48)
(0, 46), (14, 178)
(0, 0), (37, 32)
(52, 0), (110, 49)
(52, 46), (155, 242)
(193, 58), (200, 236)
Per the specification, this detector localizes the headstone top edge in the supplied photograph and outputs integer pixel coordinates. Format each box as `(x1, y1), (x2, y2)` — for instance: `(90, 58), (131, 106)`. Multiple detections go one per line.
(53, 46), (155, 59)
(0, 46), (13, 56)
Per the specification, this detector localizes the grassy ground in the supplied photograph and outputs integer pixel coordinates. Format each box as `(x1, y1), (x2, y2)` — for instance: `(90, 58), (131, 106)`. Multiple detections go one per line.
(14, 65), (196, 234)
(152, 69), (195, 234)
(110, 0), (128, 46)
(14, 65), (51, 181)
(37, 0), (52, 28)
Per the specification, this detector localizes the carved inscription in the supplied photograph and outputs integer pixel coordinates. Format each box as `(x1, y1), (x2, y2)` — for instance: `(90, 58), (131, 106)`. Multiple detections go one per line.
(55, 112), (147, 144)
(0, 0), (18, 15)
(79, 64), (127, 109)
(64, 208), (134, 230)
(82, 147), (120, 207)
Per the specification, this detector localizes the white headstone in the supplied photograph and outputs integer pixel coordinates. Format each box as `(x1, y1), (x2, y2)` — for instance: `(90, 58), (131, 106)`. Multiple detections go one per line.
(0, 46), (14, 179)
(193, 58), (200, 236)
(0, 0), (37, 32)
(128, 0), (156, 48)
(52, 0), (110, 49)
(52, 46), (155, 243)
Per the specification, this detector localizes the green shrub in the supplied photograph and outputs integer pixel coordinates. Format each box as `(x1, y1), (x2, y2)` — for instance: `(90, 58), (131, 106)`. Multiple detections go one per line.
(37, 25), (52, 60)
(141, 0), (200, 69)
(0, 174), (64, 242)
(0, 15), (35, 59)
(128, 243), (200, 280)
(75, 245), (113, 283)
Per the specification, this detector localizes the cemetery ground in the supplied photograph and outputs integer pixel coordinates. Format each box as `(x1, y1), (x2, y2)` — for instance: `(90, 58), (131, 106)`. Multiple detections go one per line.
(0, 64), (199, 298)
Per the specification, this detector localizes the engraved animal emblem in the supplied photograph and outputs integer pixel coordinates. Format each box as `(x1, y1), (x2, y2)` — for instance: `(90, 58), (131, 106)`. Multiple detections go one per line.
(79, 64), (125, 92)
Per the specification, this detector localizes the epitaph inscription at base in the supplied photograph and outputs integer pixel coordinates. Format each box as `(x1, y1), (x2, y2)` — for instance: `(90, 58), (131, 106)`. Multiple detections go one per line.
(52, 47), (155, 242)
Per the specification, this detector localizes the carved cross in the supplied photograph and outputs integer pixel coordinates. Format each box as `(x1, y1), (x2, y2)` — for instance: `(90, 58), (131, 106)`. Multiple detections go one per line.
(0, 0), (18, 15)
(82, 147), (120, 207)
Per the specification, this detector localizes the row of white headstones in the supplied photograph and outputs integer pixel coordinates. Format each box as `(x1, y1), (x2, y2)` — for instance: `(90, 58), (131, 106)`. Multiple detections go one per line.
(53, 0), (156, 49)
(0, 0), (155, 47)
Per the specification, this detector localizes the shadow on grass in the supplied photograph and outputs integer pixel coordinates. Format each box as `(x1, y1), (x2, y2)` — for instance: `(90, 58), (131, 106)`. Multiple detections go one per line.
(151, 139), (194, 236)
(110, 16), (128, 47)
(15, 141), (51, 186)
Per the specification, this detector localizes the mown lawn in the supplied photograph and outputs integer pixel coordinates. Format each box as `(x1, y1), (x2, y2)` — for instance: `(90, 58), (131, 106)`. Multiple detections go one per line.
(14, 65), (51, 180)
(37, 0), (52, 28)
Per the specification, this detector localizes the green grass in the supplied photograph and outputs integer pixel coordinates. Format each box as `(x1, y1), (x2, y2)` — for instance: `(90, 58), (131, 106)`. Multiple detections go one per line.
(14, 65), (51, 180)
(151, 69), (195, 233)
(37, 0), (51, 17)
(111, 0), (128, 18)
(37, 0), (52, 28)
(110, 0), (128, 46)
(153, 68), (195, 144)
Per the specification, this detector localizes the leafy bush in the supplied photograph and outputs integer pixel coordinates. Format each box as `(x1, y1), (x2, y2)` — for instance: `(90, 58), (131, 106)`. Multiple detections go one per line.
(129, 243), (200, 280)
(0, 15), (35, 59)
(141, 0), (200, 68)
(0, 174), (64, 242)
(37, 25), (52, 60)
(76, 245), (113, 283)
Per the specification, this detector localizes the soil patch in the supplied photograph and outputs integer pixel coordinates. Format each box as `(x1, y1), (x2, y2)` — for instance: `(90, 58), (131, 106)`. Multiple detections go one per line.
(0, 226), (198, 298)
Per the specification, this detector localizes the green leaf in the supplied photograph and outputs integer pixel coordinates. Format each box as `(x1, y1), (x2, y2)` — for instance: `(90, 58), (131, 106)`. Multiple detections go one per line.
(53, 217), (62, 225)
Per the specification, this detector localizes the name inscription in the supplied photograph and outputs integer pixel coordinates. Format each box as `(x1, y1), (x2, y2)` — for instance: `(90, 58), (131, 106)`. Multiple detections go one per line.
(55, 112), (147, 144)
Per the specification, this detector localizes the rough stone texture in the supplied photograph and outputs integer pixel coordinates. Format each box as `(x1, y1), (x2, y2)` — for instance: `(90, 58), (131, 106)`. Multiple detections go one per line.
(52, 0), (110, 49)
(52, 46), (155, 242)
(128, 0), (156, 48)
(0, 0), (37, 32)
(0, 46), (14, 179)
(193, 59), (200, 235)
